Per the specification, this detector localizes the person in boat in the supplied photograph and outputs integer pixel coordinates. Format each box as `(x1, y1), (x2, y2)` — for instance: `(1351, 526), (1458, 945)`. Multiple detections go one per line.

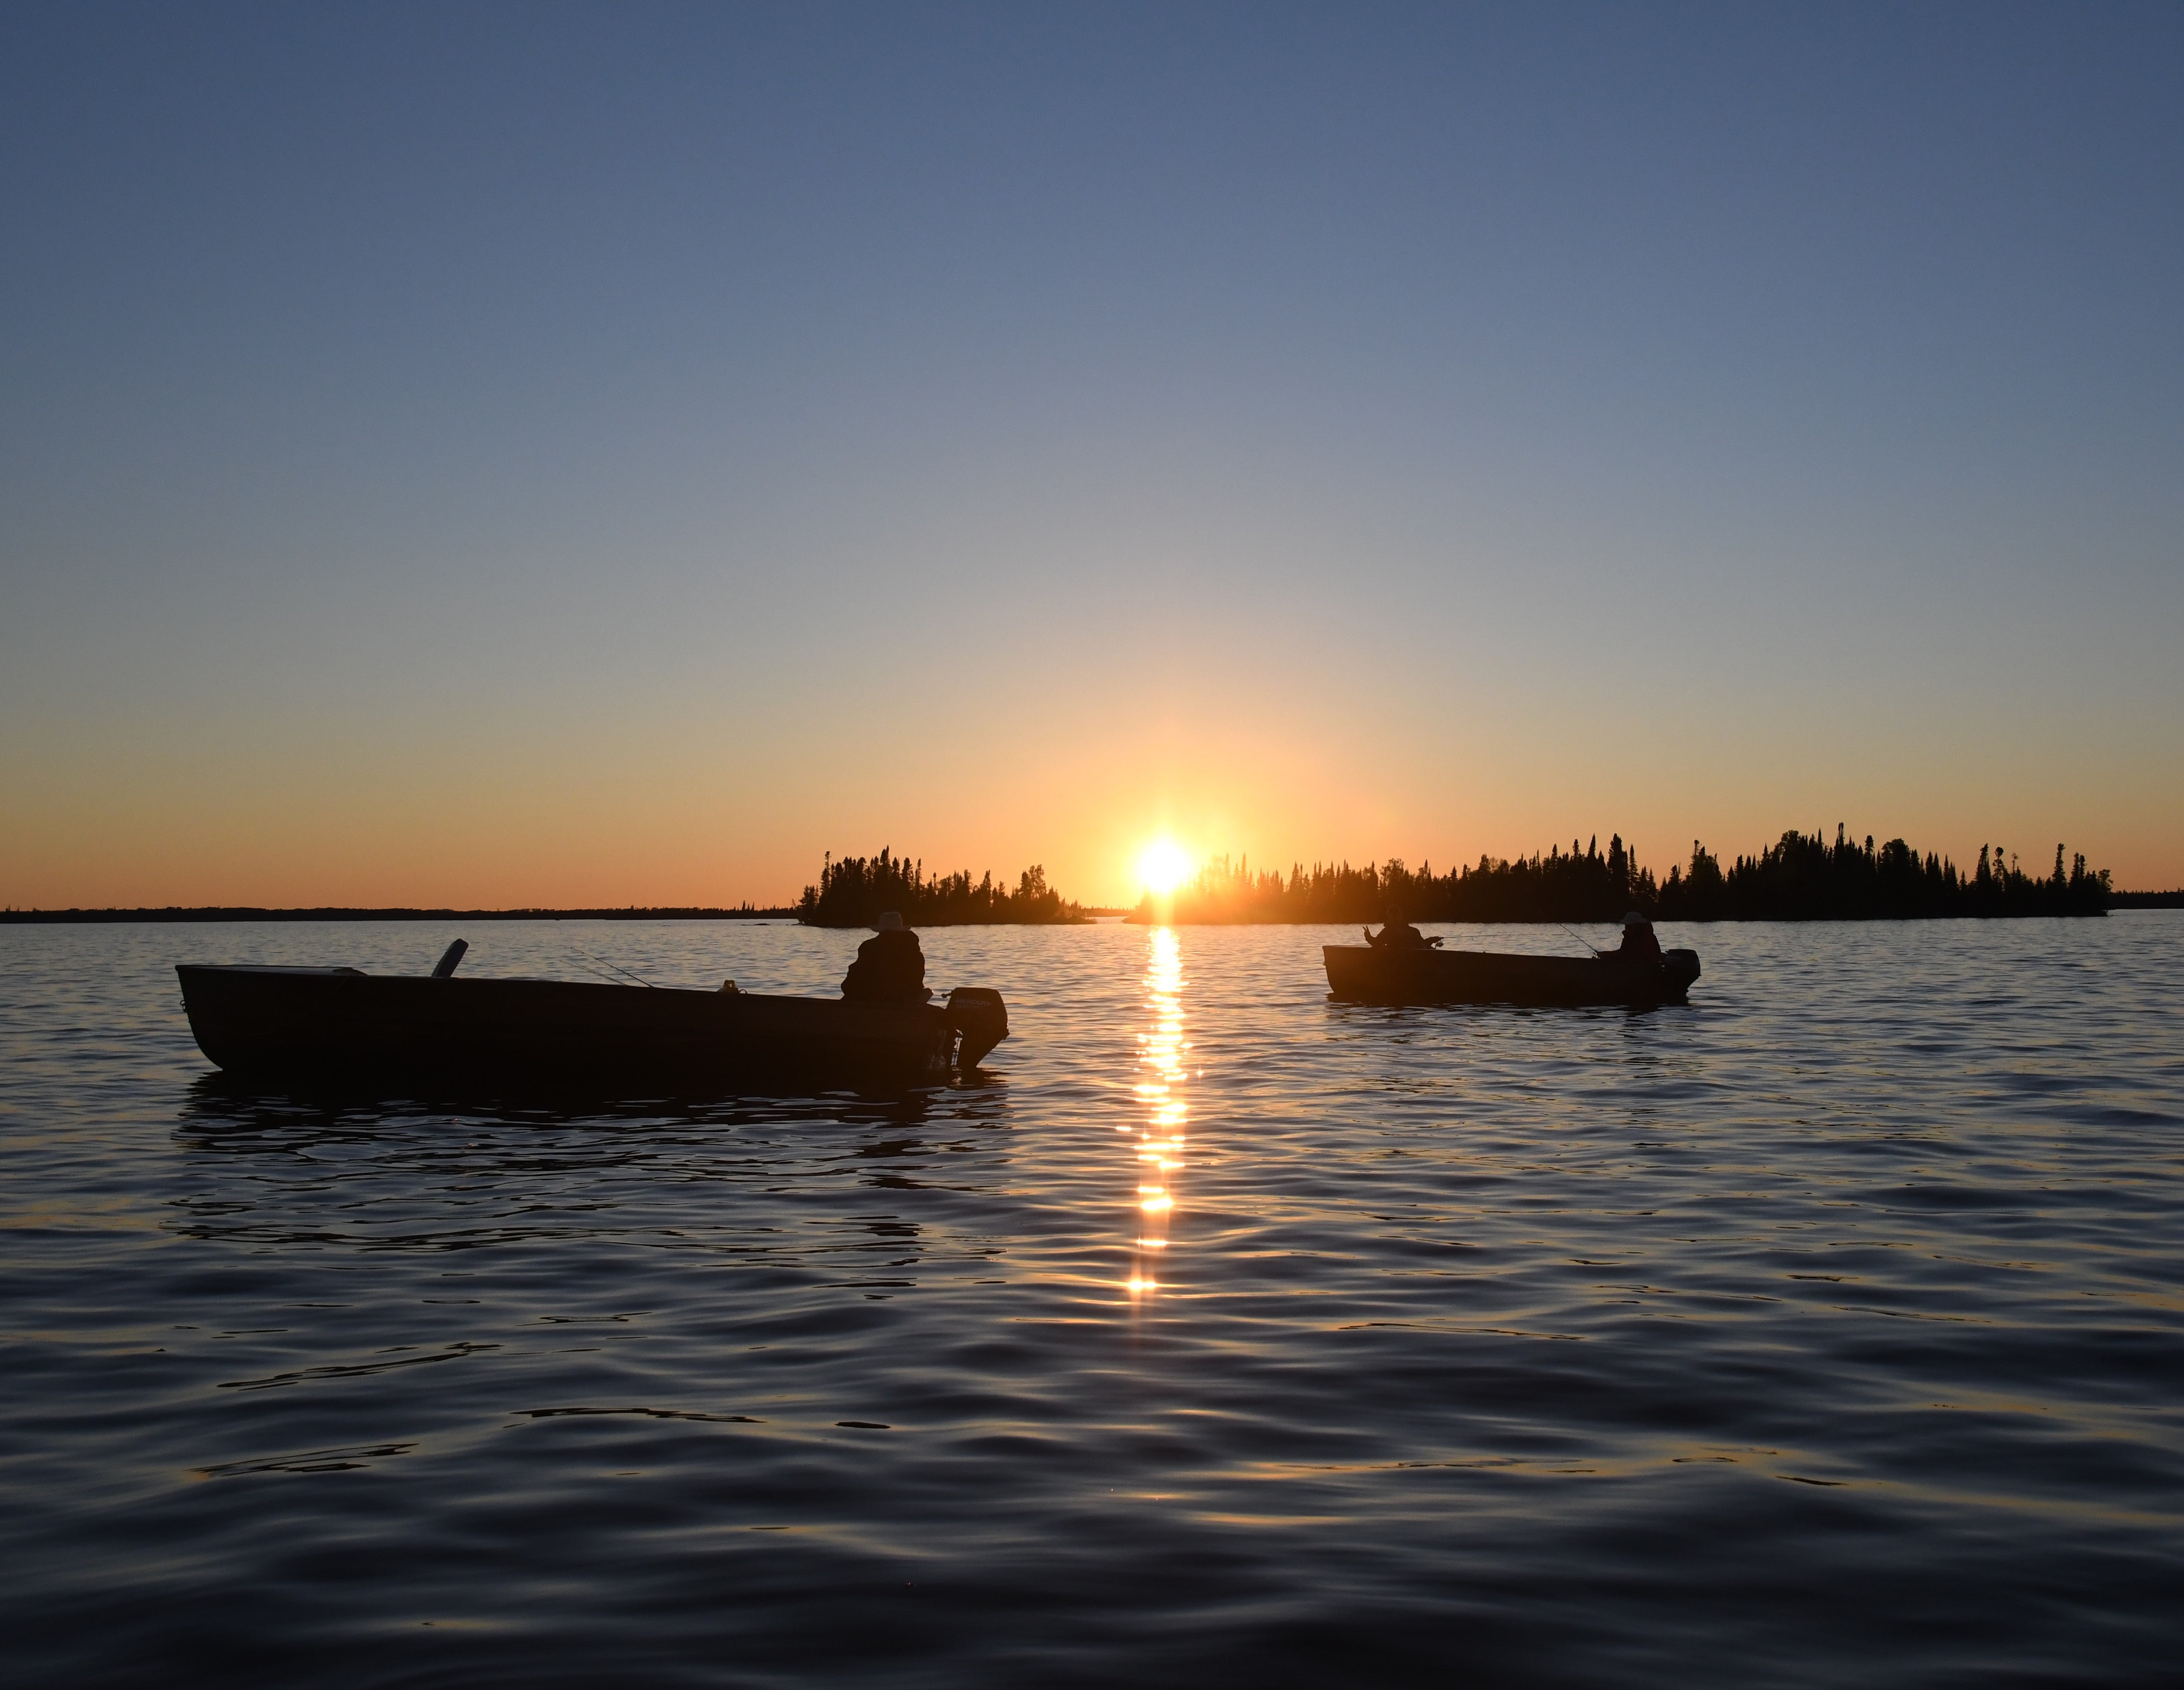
(841, 911), (931, 1003)
(1606, 910), (1662, 964)
(1365, 915), (1440, 949)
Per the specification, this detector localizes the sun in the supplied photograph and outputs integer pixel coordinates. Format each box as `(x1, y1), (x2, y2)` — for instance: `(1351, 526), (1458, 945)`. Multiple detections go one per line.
(1136, 838), (1192, 898)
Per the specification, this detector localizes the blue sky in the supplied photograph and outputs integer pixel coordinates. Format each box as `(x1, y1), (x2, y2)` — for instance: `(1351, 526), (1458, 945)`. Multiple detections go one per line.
(4, 2), (2179, 904)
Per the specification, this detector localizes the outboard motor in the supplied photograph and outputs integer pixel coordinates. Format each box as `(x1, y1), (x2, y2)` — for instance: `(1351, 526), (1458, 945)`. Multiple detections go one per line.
(945, 987), (1009, 1068)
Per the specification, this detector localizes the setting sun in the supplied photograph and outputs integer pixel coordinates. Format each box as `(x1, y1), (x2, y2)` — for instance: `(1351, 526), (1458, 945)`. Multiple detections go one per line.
(1136, 839), (1192, 898)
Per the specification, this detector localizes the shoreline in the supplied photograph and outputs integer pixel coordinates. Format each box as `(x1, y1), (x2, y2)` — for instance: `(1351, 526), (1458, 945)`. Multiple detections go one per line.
(0, 906), (799, 924)
(5, 903), (2175, 926)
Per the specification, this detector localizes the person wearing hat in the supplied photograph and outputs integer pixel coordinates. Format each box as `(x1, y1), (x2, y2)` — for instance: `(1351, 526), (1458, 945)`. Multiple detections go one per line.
(1606, 910), (1662, 964)
(840, 911), (931, 1003)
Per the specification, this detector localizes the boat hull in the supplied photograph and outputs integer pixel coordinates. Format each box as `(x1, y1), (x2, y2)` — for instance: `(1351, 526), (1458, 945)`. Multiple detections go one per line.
(176, 966), (1003, 1092)
(1323, 944), (1700, 1008)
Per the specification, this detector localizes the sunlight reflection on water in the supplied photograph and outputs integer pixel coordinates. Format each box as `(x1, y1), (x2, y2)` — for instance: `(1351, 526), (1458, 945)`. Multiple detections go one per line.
(1129, 927), (1188, 1297)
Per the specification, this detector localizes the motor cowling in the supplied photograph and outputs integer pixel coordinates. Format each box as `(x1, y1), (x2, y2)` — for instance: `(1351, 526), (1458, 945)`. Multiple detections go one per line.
(946, 987), (1009, 1068)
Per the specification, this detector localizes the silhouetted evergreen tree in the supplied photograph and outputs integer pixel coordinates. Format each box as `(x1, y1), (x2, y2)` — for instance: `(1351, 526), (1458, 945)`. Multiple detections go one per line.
(1128, 828), (2108, 923)
(1651, 827), (2109, 919)
(798, 849), (1087, 927)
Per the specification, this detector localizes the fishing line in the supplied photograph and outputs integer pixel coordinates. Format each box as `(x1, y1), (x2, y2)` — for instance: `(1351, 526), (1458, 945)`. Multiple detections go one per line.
(1557, 921), (1604, 957)
(572, 944), (656, 988)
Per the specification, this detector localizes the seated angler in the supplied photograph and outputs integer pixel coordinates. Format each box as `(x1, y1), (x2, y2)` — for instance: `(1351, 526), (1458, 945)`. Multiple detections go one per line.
(1606, 910), (1662, 963)
(1364, 913), (1438, 949)
(841, 911), (931, 1003)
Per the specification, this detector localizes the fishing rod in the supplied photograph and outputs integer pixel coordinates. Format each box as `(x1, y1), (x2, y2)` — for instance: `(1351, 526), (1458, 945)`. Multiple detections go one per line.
(1556, 921), (1604, 957)
(572, 944), (656, 988)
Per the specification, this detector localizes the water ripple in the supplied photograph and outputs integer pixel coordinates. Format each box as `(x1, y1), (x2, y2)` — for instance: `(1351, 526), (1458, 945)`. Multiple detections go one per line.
(0, 915), (2178, 1685)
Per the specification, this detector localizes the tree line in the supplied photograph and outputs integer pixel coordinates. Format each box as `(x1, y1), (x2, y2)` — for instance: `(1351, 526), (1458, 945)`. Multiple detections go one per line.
(0, 904), (795, 922)
(1128, 828), (2111, 923)
(796, 848), (1089, 928)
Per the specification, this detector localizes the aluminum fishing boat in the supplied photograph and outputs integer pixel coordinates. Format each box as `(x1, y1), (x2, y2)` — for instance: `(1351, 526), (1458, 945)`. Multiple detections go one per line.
(1324, 943), (1700, 1008)
(176, 942), (1008, 1091)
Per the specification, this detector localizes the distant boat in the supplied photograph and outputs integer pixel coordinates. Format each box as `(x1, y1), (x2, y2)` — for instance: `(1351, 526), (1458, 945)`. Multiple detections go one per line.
(176, 944), (1008, 1092)
(1324, 943), (1700, 1008)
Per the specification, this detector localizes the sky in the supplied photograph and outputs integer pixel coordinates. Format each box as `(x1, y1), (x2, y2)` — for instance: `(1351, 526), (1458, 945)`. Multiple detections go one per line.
(4, 0), (2180, 907)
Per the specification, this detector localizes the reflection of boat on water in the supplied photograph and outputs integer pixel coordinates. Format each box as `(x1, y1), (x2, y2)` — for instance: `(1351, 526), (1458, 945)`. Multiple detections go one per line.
(1323, 944), (1700, 1008)
(176, 950), (1009, 1093)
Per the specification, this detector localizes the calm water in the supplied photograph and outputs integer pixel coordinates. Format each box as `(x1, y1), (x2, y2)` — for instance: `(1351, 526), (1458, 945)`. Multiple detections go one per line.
(2, 916), (2179, 1686)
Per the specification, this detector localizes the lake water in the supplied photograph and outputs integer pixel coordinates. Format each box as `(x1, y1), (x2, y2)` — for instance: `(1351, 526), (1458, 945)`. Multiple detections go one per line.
(2, 916), (2179, 1686)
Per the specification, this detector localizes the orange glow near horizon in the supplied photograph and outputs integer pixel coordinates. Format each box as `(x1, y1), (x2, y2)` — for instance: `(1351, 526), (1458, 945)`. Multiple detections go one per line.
(6, 719), (2178, 907)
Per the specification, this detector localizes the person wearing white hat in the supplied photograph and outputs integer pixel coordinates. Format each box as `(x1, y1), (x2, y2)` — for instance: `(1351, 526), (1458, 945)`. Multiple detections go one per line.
(841, 911), (931, 1002)
(1606, 910), (1662, 963)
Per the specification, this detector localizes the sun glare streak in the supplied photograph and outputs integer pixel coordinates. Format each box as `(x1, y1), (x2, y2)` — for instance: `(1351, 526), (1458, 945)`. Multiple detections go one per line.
(1127, 925), (1188, 1299)
(1136, 838), (1191, 898)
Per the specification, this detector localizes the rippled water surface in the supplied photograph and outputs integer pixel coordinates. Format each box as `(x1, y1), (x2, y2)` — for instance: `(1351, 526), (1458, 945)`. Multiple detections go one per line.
(3, 916), (2179, 1686)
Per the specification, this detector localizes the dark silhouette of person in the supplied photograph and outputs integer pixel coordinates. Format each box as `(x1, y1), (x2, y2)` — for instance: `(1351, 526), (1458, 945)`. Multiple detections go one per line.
(1607, 911), (1662, 963)
(1365, 917), (1438, 949)
(841, 911), (930, 1003)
